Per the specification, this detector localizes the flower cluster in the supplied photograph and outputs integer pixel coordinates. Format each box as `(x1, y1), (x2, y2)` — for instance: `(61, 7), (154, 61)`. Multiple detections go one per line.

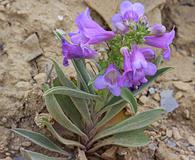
(61, 0), (175, 96)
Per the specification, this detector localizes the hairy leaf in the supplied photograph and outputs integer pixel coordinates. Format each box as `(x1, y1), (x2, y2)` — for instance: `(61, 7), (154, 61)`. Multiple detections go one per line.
(44, 86), (100, 100)
(52, 59), (77, 89)
(42, 120), (85, 149)
(21, 149), (61, 160)
(88, 129), (149, 152)
(93, 108), (165, 142)
(43, 84), (87, 139)
(72, 59), (94, 93)
(121, 88), (137, 113)
(12, 129), (65, 154)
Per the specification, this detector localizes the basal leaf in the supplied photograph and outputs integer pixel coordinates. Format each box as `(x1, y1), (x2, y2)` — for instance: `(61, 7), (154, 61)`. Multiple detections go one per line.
(43, 84), (87, 139)
(70, 97), (92, 125)
(52, 79), (92, 126)
(93, 108), (165, 142)
(88, 129), (149, 152)
(121, 88), (137, 113)
(44, 86), (100, 100)
(21, 149), (60, 160)
(12, 129), (65, 154)
(72, 59), (94, 93)
(42, 120), (85, 149)
(52, 59), (77, 89)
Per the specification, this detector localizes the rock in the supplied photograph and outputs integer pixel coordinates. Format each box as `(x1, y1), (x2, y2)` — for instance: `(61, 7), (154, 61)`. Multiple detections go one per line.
(23, 33), (43, 62)
(160, 90), (179, 113)
(146, 8), (162, 25)
(175, 91), (183, 100)
(34, 73), (47, 85)
(149, 87), (156, 94)
(166, 129), (173, 138)
(0, 126), (10, 153)
(1, 157), (12, 160)
(166, 139), (177, 148)
(101, 146), (117, 160)
(153, 93), (160, 102)
(162, 56), (195, 82)
(139, 95), (149, 104)
(162, 1), (195, 56)
(156, 142), (179, 160)
(84, 0), (166, 28)
(188, 136), (195, 146)
(173, 81), (192, 92)
(183, 109), (190, 120)
(21, 141), (31, 147)
(180, 155), (189, 160)
(15, 81), (32, 91)
(172, 127), (182, 140)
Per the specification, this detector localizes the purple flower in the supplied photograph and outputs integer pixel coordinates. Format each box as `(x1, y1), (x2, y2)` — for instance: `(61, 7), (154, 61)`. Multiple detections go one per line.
(61, 38), (97, 66)
(144, 28), (175, 60)
(149, 24), (166, 36)
(120, 45), (157, 88)
(112, 13), (129, 34)
(69, 8), (115, 45)
(120, 0), (144, 23)
(94, 64), (121, 96)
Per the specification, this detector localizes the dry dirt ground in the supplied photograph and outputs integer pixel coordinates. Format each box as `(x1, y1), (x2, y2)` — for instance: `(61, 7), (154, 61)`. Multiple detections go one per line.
(0, 0), (195, 160)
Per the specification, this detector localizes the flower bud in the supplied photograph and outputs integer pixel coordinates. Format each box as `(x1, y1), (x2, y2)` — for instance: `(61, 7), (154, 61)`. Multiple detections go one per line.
(149, 24), (166, 36)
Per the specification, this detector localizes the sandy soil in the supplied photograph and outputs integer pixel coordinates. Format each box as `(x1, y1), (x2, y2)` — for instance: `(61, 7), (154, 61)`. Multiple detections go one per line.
(0, 0), (194, 159)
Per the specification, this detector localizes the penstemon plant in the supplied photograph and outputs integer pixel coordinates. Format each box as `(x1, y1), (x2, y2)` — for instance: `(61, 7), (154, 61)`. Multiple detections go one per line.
(13, 1), (175, 159)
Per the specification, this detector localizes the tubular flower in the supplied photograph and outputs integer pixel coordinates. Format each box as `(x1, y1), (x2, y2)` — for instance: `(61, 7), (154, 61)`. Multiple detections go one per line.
(94, 64), (122, 96)
(144, 28), (175, 60)
(120, 0), (144, 23)
(61, 38), (97, 66)
(112, 13), (129, 34)
(149, 24), (166, 36)
(120, 45), (157, 88)
(69, 8), (115, 45)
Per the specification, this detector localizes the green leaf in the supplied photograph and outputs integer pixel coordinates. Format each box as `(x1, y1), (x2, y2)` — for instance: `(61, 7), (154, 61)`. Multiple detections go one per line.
(72, 59), (94, 93)
(21, 149), (60, 160)
(12, 129), (65, 154)
(52, 59), (77, 89)
(44, 85), (88, 139)
(42, 120), (85, 149)
(88, 129), (149, 152)
(70, 97), (92, 125)
(53, 89), (83, 128)
(96, 101), (127, 129)
(44, 86), (100, 100)
(93, 108), (165, 142)
(121, 88), (137, 113)
(133, 67), (172, 96)
(52, 78), (92, 125)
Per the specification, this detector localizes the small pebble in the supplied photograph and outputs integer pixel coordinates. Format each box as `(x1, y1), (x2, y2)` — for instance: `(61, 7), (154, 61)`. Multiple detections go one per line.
(172, 127), (182, 140)
(188, 136), (195, 146)
(166, 129), (173, 138)
(153, 93), (160, 102)
(175, 91), (183, 100)
(183, 109), (190, 120)
(139, 95), (149, 104)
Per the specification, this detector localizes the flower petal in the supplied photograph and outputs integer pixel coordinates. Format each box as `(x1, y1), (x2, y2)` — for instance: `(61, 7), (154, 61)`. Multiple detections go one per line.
(144, 62), (157, 76)
(94, 75), (107, 90)
(132, 2), (144, 17)
(140, 47), (156, 60)
(110, 86), (121, 96)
